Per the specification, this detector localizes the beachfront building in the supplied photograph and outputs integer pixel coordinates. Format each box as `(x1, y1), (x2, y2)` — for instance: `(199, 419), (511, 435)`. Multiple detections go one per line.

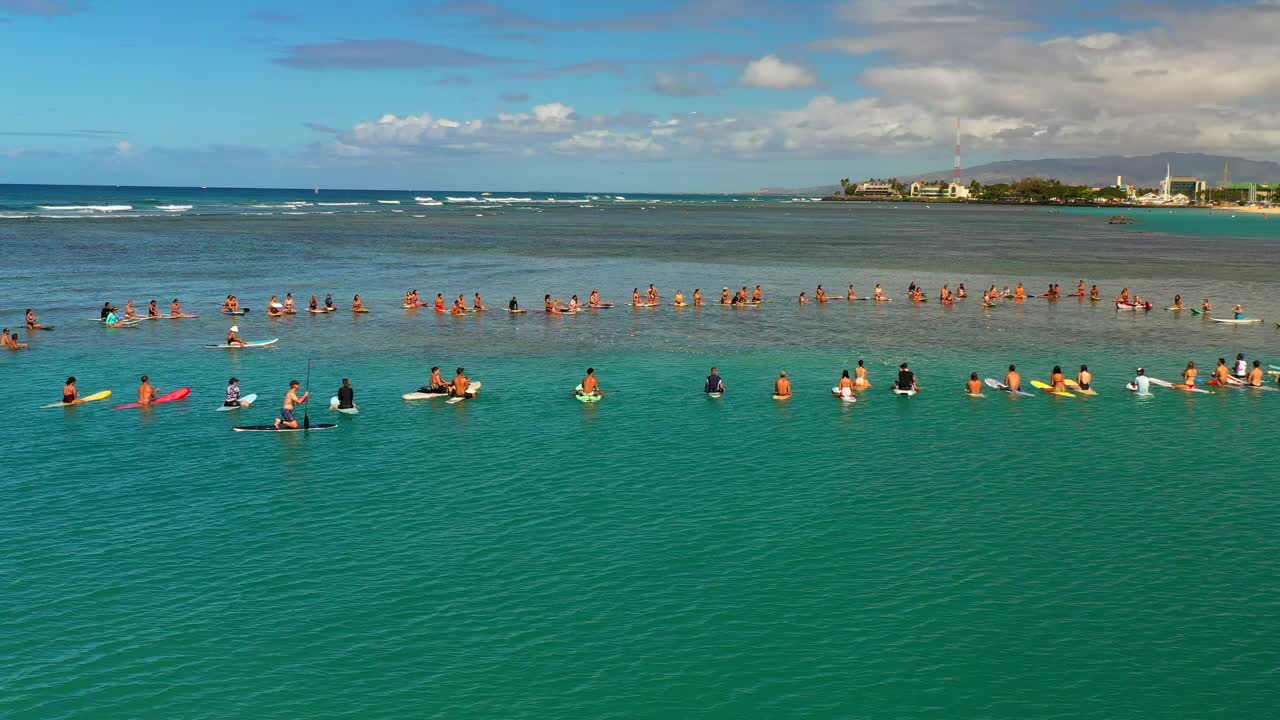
(854, 181), (899, 197)
(909, 181), (970, 199)
(1164, 175), (1206, 199)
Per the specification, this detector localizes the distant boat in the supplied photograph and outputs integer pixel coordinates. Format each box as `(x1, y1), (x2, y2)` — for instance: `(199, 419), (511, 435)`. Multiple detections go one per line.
(314, 188), (319, 194)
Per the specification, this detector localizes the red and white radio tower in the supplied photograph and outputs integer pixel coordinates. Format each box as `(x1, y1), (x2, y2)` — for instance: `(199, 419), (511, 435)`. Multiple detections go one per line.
(953, 118), (961, 183)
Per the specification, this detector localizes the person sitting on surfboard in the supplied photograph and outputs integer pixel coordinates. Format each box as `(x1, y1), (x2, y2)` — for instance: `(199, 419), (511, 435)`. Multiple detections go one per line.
(674, 290), (686, 306)
(967, 373), (983, 395)
(1015, 284), (1026, 301)
(567, 295), (581, 311)
(63, 377), (79, 404)
(633, 289), (644, 306)
(147, 300), (162, 317)
(508, 297), (520, 311)
(308, 295), (319, 312)
(434, 294), (446, 312)
(452, 296), (468, 314)
(957, 283), (967, 299)
(836, 370), (855, 397)
(225, 377), (244, 408)
(420, 367), (450, 395)
(1201, 298), (1212, 313)
(473, 293), (487, 311)
(1213, 359), (1231, 385)
(1077, 365), (1092, 391)
(693, 289), (703, 306)
(284, 294), (296, 313)
(137, 375), (158, 406)
(337, 378), (355, 409)
(855, 360), (871, 389)
(1233, 304), (1245, 320)
(324, 294), (336, 311)
(100, 301), (118, 320)
(1171, 294), (1183, 310)
(3, 329), (28, 350)
(1247, 361), (1265, 387)
(752, 286), (763, 303)
(1115, 288), (1130, 304)
(706, 367), (725, 395)
(273, 380), (309, 430)
(774, 371), (792, 398)
(577, 368), (601, 398)
(893, 363), (918, 393)
(1234, 353), (1248, 378)
(225, 325), (245, 347)
(720, 288), (731, 304)
(1090, 285), (1101, 300)
(451, 368), (476, 398)
(352, 295), (366, 312)
(25, 309), (44, 330)
(1049, 366), (1067, 393)
(1177, 361), (1198, 389)
(123, 300), (138, 319)
(815, 285), (828, 303)
(874, 284), (885, 301)
(1004, 365), (1021, 392)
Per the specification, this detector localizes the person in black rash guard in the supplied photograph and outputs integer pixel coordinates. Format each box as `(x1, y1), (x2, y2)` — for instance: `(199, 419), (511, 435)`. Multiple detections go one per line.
(705, 367), (725, 394)
(893, 363), (918, 392)
(509, 296), (520, 311)
(100, 302), (117, 320)
(337, 378), (355, 409)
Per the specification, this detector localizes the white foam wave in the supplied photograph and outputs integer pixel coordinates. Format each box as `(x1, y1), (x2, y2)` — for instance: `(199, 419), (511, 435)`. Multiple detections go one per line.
(157, 204), (193, 211)
(316, 202), (368, 206)
(483, 197), (533, 203)
(416, 201), (443, 206)
(377, 200), (400, 204)
(445, 197), (482, 203)
(38, 204), (133, 212)
(414, 196), (435, 202)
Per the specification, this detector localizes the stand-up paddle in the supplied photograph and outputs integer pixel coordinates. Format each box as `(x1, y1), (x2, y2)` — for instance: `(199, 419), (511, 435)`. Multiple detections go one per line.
(304, 359), (311, 430)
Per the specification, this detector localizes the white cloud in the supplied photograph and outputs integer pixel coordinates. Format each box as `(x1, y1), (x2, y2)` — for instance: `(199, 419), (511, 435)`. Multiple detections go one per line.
(739, 55), (817, 90)
(114, 140), (136, 158)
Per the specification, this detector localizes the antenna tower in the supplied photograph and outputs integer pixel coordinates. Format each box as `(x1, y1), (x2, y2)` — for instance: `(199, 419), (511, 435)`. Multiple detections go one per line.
(953, 118), (961, 183)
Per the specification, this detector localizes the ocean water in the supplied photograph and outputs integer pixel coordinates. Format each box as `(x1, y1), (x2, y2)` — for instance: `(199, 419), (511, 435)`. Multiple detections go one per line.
(3, 186), (1280, 718)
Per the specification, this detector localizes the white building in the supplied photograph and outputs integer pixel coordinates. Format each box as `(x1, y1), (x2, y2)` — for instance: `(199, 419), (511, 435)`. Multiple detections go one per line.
(909, 181), (970, 199)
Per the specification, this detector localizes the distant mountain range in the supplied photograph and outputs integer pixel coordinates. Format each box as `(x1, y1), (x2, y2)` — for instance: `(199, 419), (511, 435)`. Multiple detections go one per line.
(751, 152), (1280, 195)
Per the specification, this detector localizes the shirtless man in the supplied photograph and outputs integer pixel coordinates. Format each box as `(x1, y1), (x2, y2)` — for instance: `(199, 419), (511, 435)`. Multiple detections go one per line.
(1201, 298), (1213, 313)
(123, 299), (138, 320)
(967, 372), (984, 395)
(137, 375), (158, 406)
(1090, 285), (1101, 301)
(283, 294), (297, 314)
(577, 368), (602, 398)
(774, 371), (792, 398)
(1212, 358), (1232, 386)
(752, 286), (763, 303)
(1004, 364), (1022, 393)
(3, 329), (28, 350)
(451, 367), (476, 398)
(452, 295), (468, 314)
(472, 293), (486, 311)
(420, 366), (451, 395)
(1246, 360), (1265, 387)
(847, 285), (857, 301)
(273, 380), (309, 430)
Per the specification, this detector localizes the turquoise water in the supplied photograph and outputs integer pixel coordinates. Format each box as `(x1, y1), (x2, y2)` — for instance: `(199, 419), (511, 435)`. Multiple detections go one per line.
(4, 189), (1280, 718)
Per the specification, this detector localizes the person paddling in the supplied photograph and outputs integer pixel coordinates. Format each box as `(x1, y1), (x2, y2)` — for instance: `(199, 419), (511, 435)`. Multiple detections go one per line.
(273, 379), (309, 430)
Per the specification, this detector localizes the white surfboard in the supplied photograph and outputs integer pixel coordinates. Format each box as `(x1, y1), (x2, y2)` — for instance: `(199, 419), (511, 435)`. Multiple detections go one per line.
(216, 393), (257, 411)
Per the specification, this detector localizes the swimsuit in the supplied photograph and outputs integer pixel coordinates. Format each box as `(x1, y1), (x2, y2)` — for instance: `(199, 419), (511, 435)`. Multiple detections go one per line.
(280, 408), (295, 423)
(63, 394), (75, 403)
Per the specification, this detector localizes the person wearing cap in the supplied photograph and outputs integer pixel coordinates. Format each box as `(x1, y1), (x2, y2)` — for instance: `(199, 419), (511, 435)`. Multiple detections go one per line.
(224, 377), (247, 408)
(274, 379), (309, 430)
(451, 367), (477, 398)
(137, 375), (158, 406)
(1129, 368), (1150, 394)
(225, 325), (245, 347)
(893, 363), (919, 392)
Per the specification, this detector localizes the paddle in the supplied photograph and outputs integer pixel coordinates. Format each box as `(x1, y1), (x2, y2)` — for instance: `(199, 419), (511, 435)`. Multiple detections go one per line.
(304, 359), (311, 430)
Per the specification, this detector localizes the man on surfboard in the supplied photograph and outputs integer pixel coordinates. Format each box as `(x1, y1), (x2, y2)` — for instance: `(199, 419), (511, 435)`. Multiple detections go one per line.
(137, 375), (158, 406)
(774, 371), (792, 398)
(1004, 365), (1022, 392)
(893, 363), (919, 393)
(451, 368), (476, 398)
(705, 367), (725, 395)
(420, 367), (450, 395)
(273, 380), (309, 430)
(577, 368), (601, 398)
(337, 378), (355, 410)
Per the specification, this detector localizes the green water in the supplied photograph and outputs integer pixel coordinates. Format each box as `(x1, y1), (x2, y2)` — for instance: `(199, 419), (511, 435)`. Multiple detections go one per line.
(3, 198), (1280, 718)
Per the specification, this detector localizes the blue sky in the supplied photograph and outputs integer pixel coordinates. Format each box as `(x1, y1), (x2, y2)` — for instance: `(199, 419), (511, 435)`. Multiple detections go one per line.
(2, 0), (1277, 191)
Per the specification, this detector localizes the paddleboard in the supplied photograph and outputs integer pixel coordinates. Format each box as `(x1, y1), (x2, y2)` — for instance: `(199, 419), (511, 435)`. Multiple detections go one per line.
(831, 387), (857, 403)
(217, 393), (257, 411)
(1063, 379), (1097, 396)
(221, 309), (250, 315)
(575, 384), (603, 403)
(329, 396), (359, 414)
(1190, 308), (1205, 315)
(145, 314), (199, 319)
(505, 308), (527, 314)
(1126, 383), (1154, 396)
(891, 388), (916, 396)
(966, 392), (985, 398)
(1210, 317), (1261, 324)
(985, 378), (1034, 396)
(114, 386), (191, 410)
(772, 394), (791, 400)
(204, 338), (279, 348)
(446, 381), (481, 405)
(353, 308), (370, 313)
(41, 389), (111, 408)
(403, 382), (480, 401)
(673, 302), (689, 307)
(707, 392), (723, 399)
(1031, 380), (1075, 398)
(589, 303), (615, 309)
(29, 325), (55, 331)
(233, 423), (336, 432)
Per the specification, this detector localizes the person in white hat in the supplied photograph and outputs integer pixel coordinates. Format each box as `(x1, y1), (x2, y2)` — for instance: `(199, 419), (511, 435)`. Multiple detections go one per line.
(225, 325), (246, 347)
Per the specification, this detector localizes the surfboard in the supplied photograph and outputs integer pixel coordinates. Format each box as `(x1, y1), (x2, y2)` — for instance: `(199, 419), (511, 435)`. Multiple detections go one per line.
(233, 423), (336, 432)
(966, 392), (985, 398)
(446, 382), (481, 405)
(984, 378), (1034, 397)
(204, 338), (279, 348)
(1063, 379), (1097, 396)
(221, 309), (250, 315)
(41, 389), (111, 408)
(1031, 380), (1075, 397)
(114, 386), (191, 410)
(216, 393), (257, 411)
(329, 396), (359, 414)
(891, 388), (916, 396)
(402, 381), (480, 401)
(1210, 317), (1261, 324)
(505, 308), (527, 313)
(707, 392), (722, 399)
(575, 384), (602, 403)
(831, 387), (857, 403)
(772, 394), (791, 400)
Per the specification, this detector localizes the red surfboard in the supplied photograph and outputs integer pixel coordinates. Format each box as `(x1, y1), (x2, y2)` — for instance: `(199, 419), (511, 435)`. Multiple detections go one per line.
(113, 386), (192, 410)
